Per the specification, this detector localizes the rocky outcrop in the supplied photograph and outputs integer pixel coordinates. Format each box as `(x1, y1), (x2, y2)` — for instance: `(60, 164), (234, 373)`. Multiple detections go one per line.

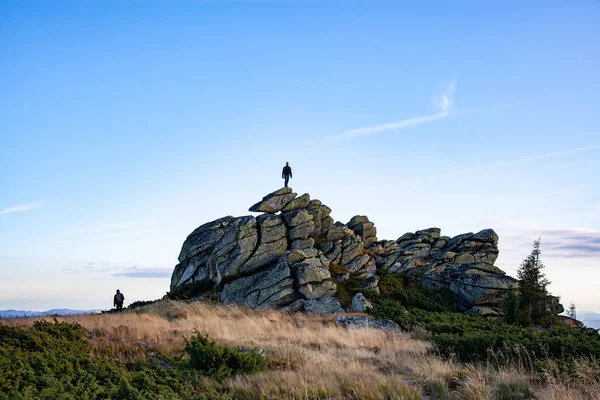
(170, 187), (517, 314)
(334, 316), (400, 331)
(350, 293), (373, 312)
(371, 228), (515, 311)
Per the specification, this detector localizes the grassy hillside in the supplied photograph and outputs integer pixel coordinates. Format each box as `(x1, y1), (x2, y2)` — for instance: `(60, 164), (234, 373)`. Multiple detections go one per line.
(1, 300), (599, 400)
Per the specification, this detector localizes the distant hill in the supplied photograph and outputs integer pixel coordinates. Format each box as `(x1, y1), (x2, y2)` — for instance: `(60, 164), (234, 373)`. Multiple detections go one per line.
(0, 308), (102, 318)
(579, 311), (600, 330)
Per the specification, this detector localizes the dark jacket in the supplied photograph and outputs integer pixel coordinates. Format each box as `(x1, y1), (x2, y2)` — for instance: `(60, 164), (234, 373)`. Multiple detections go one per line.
(114, 292), (125, 305)
(282, 166), (292, 178)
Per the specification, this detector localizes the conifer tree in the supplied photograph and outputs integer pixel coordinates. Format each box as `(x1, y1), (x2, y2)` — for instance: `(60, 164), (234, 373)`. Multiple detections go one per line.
(516, 239), (551, 326)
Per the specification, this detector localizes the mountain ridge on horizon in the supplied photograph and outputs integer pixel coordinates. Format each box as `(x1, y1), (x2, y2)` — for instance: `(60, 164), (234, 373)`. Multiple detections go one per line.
(0, 308), (103, 318)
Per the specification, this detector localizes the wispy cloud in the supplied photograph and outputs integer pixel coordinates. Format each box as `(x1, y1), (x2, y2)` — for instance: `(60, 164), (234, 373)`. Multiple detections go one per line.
(327, 81), (457, 141)
(53, 229), (156, 245)
(458, 145), (600, 175)
(0, 201), (43, 215)
(53, 221), (157, 236)
(111, 266), (172, 278)
(434, 80), (456, 114)
(400, 144), (600, 185)
(543, 183), (600, 196)
(509, 229), (600, 259)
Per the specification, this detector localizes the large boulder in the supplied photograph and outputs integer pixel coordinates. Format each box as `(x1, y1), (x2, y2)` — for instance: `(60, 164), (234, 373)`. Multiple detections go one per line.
(221, 259), (294, 309)
(249, 188), (297, 213)
(170, 188), (518, 316)
(372, 227), (513, 312)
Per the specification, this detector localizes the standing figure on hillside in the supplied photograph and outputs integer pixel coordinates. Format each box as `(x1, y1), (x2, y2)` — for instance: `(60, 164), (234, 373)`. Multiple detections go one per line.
(282, 162), (293, 187)
(113, 289), (125, 311)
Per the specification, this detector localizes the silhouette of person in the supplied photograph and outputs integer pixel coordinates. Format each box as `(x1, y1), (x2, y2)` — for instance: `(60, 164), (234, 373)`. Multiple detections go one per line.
(113, 289), (125, 311)
(282, 162), (292, 187)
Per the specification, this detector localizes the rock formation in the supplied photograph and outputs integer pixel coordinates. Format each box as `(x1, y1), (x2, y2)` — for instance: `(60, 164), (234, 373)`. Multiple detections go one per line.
(170, 188), (516, 314)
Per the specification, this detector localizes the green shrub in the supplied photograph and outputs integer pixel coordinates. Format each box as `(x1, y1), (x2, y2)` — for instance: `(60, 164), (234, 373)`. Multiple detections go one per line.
(185, 333), (267, 380)
(378, 272), (455, 313)
(423, 379), (449, 399)
(369, 296), (600, 362)
(127, 300), (158, 310)
(494, 382), (535, 400)
(0, 322), (230, 399)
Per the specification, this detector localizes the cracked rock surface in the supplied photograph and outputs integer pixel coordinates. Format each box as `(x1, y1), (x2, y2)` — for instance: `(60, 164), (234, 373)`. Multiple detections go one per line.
(170, 188), (515, 314)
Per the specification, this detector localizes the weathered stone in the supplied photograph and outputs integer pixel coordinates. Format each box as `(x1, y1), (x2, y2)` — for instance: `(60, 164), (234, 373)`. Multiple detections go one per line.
(326, 222), (354, 241)
(474, 250), (499, 265)
(291, 238), (315, 250)
(445, 233), (474, 250)
(322, 240), (342, 264)
(347, 215), (370, 228)
(356, 260), (377, 279)
(344, 254), (370, 273)
(455, 253), (476, 264)
(364, 236), (378, 248)
(208, 216), (258, 283)
(304, 297), (344, 314)
(397, 232), (416, 243)
(449, 274), (517, 310)
(283, 209), (313, 227)
(294, 264), (331, 286)
(285, 248), (320, 264)
(456, 240), (485, 252)
(280, 299), (306, 312)
(362, 275), (379, 290)
(416, 228), (441, 240)
(350, 293), (373, 312)
(340, 236), (363, 265)
(462, 262), (505, 275)
(172, 189), (516, 316)
(241, 215), (287, 274)
(334, 316), (400, 331)
(249, 187), (297, 213)
(333, 272), (350, 283)
(281, 193), (311, 212)
(221, 260), (293, 308)
(289, 220), (315, 240)
(170, 258), (210, 293)
(298, 280), (337, 299)
(178, 216), (235, 262)
(471, 229), (499, 246)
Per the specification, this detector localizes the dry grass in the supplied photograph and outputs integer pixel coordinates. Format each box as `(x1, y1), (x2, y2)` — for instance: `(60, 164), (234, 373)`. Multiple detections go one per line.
(3, 300), (599, 399)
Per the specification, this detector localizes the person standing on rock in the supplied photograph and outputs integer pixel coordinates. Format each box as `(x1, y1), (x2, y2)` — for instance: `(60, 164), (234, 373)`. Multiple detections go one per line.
(282, 162), (292, 187)
(113, 289), (125, 311)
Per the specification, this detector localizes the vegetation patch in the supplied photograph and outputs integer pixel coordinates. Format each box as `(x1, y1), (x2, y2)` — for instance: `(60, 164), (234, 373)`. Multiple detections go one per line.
(186, 333), (267, 380)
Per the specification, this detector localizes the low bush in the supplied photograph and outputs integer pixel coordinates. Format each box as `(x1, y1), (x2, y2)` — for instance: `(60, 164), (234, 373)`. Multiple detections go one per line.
(186, 333), (267, 380)
(0, 321), (238, 399)
(494, 381), (536, 400)
(371, 299), (600, 361)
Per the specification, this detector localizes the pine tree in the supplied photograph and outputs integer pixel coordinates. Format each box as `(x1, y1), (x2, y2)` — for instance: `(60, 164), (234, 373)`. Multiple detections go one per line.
(567, 302), (577, 320)
(516, 239), (551, 326)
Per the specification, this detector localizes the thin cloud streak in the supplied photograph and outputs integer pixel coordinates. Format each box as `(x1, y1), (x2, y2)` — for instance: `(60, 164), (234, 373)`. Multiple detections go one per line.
(543, 183), (600, 196)
(53, 221), (157, 236)
(53, 229), (156, 245)
(328, 81), (456, 141)
(0, 201), (43, 215)
(400, 145), (600, 185)
(325, 81), (524, 141)
(458, 145), (600, 174)
(112, 266), (172, 278)
(330, 112), (450, 140)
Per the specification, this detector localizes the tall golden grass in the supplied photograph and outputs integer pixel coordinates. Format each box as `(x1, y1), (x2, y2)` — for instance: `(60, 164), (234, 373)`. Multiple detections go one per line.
(4, 300), (599, 399)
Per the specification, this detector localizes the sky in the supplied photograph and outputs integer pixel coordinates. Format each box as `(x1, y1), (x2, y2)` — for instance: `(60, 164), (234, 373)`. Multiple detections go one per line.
(1, 0), (599, 312)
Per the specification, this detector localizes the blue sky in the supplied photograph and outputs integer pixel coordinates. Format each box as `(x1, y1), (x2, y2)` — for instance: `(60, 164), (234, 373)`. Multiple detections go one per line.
(1, 0), (599, 311)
